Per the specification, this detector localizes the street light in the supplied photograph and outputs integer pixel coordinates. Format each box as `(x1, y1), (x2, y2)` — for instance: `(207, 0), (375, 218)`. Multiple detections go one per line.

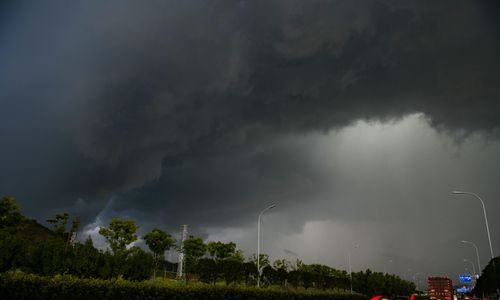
(257, 203), (276, 287)
(463, 258), (477, 276)
(453, 191), (499, 295)
(461, 240), (481, 272)
(384, 259), (393, 274)
(348, 243), (359, 294)
(452, 191), (495, 261)
(412, 272), (421, 291)
(403, 268), (412, 280)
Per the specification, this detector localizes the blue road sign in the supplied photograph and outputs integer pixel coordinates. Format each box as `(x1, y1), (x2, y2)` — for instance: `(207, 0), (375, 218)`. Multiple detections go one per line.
(459, 274), (472, 283)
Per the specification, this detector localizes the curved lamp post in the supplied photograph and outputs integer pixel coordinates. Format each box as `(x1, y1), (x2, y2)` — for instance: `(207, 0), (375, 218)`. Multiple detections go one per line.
(453, 191), (498, 294)
(348, 243), (359, 293)
(412, 272), (421, 291)
(452, 191), (495, 260)
(384, 259), (393, 274)
(461, 240), (481, 273)
(403, 268), (412, 280)
(257, 203), (276, 287)
(463, 258), (477, 276)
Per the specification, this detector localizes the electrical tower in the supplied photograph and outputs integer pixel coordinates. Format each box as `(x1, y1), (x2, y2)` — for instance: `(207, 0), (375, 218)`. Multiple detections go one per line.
(176, 224), (188, 279)
(66, 218), (79, 248)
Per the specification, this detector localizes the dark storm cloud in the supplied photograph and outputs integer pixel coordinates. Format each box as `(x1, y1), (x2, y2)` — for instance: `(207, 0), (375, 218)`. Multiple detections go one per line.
(1, 0), (500, 239)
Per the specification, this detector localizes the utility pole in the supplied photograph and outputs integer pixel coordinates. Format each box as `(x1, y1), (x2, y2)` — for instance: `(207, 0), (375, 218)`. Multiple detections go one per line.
(65, 218), (79, 251)
(176, 224), (188, 279)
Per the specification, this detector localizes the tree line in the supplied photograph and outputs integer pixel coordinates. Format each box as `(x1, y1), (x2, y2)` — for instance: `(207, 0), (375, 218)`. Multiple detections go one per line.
(472, 257), (500, 296)
(0, 196), (417, 295)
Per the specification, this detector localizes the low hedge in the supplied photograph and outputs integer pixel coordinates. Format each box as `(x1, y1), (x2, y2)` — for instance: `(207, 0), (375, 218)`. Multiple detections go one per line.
(0, 271), (367, 300)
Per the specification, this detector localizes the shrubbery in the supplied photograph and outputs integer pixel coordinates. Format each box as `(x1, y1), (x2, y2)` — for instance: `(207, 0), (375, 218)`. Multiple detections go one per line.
(0, 271), (367, 300)
(0, 229), (156, 281)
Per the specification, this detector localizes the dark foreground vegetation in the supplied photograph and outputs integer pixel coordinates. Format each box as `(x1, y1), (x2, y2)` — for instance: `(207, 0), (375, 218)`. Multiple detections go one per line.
(472, 257), (500, 297)
(0, 271), (367, 300)
(1, 195), (420, 297)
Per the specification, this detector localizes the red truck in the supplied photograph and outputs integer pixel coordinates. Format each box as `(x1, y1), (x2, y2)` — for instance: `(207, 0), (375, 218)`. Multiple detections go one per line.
(428, 277), (454, 300)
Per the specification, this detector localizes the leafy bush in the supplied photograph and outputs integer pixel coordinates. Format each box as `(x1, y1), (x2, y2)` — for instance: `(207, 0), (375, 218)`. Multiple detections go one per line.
(0, 271), (367, 300)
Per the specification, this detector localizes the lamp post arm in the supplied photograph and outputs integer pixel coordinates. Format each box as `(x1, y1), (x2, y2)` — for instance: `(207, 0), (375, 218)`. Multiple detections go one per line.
(471, 242), (482, 272)
(468, 193), (495, 260)
(348, 251), (352, 294)
(454, 191), (499, 294)
(464, 259), (476, 275)
(256, 204), (275, 288)
(257, 214), (261, 287)
(455, 192), (495, 260)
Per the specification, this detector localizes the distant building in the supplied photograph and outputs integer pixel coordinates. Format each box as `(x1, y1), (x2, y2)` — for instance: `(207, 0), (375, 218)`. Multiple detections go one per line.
(428, 277), (454, 300)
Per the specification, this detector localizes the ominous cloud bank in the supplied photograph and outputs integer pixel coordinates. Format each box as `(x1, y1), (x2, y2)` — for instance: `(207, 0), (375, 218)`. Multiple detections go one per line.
(1, 0), (500, 281)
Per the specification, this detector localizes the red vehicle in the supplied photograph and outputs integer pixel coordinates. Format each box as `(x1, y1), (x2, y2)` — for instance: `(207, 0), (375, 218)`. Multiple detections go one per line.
(428, 277), (454, 300)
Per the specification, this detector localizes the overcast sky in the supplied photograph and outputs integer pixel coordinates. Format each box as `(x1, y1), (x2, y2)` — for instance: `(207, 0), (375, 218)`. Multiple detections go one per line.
(1, 0), (500, 285)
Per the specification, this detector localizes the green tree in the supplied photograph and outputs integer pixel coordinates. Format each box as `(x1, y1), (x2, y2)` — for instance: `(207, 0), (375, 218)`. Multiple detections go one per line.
(99, 217), (138, 255)
(288, 269), (301, 288)
(261, 265), (278, 286)
(0, 231), (28, 272)
(143, 228), (175, 278)
(221, 257), (245, 285)
(31, 237), (67, 276)
(0, 196), (22, 229)
(182, 235), (206, 277)
(69, 236), (101, 278)
(205, 241), (244, 284)
(207, 241), (237, 261)
(197, 258), (219, 284)
(250, 253), (270, 274)
(233, 249), (245, 263)
(123, 246), (154, 280)
(97, 251), (117, 279)
(297, 264), (314, 289)
(46, 213), (69, 236)
(243, 261), (258, 285)
(273, 258), (291, 271)
(250, 253), (270, 286)
(0, 197), (25, 272)
(273, 259), (291, 287)
(474, 257), (500, 296)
